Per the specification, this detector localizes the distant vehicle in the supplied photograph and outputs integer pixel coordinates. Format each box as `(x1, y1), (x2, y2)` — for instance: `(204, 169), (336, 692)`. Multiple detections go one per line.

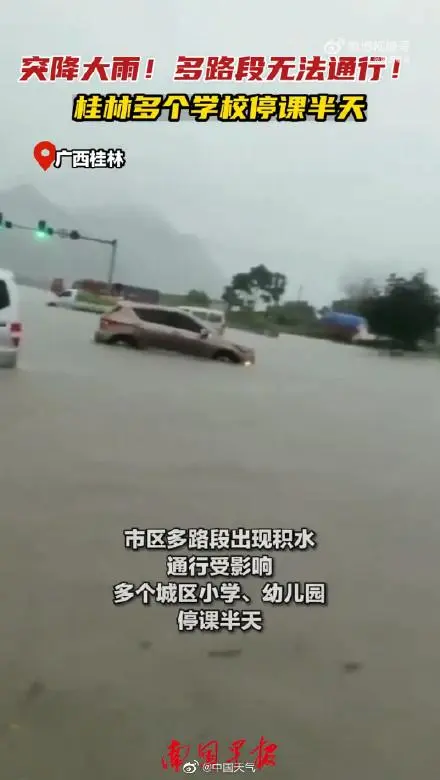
(47, 289), (80, 308)
(94, 303), (255, 365)
(0, 268), (22, 368)
(50, 277), (65, 296)
(320, 311), (368, 342)
(178, 306), (226, 336)
(48, 288), (123, 311)
(74, 279), (159, 304)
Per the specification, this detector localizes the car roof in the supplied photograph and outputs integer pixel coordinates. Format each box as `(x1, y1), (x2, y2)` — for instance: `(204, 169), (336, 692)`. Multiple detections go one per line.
(122, 302), (194, 314)
(121, 301), (211, 329)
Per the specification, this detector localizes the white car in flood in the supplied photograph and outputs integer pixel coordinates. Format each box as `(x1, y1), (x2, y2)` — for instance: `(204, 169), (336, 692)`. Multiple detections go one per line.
(178, 306), (226, 336)
(47, 289), (80, 308)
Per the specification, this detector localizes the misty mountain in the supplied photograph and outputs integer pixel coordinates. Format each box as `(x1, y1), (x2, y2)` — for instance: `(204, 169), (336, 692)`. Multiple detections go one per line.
(74, 204), (225, 295)
(0, 186), (225, 294)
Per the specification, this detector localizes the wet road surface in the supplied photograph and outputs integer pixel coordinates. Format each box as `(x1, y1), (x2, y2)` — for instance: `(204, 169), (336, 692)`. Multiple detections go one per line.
(1, 287), (440, 779)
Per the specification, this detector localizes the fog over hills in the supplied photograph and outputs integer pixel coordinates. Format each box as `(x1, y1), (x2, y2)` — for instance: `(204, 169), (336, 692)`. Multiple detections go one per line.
(0, 186), (226, 294)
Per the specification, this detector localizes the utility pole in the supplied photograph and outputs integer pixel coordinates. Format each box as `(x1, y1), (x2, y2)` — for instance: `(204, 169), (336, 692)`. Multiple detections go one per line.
(108, 239), (118, 287)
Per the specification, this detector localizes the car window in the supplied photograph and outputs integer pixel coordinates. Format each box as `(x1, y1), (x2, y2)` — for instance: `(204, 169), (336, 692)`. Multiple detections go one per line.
(167, 312), (202, 332)
(59, 291), (73, 297)
(134, 307), (170, 325)
(0, 280), (10, 310)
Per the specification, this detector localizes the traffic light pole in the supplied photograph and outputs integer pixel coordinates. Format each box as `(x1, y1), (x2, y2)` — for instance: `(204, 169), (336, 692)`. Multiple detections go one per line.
(5, 223), (36, 233)
(0, 215), (118, 289)
(72, 234), (118, 288)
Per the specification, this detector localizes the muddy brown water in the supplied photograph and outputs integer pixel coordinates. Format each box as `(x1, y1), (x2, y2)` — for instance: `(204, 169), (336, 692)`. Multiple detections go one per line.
(1, 287), (439, 778)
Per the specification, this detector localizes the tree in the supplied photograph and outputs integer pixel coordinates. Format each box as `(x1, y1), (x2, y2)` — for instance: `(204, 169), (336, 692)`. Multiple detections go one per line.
(231, 271), (257, 308)
(359, 272), (440, 349)
(249, 264), (272, 295)
(330, 297), (362, 315)
(267, 272), (287, 305)
(227, 266), (287, 309)
(248, 265), (287, 306)
(186, 289), (211, 306)
(342, 278), (379, 300)
(221, 284), (241, 310)
(331, 278), (379, 315)
(249, 265), (272, 307)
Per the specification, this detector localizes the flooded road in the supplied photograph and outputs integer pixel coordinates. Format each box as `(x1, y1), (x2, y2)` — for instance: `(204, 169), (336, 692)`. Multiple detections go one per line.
(1, 286), (440, 779)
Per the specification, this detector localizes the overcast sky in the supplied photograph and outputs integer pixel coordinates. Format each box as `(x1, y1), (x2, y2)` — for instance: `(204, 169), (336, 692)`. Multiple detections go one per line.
(2, 0), (437, 303)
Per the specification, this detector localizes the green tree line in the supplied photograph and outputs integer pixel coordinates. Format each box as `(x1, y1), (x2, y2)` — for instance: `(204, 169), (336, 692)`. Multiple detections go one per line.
(184, 267), (440, 348)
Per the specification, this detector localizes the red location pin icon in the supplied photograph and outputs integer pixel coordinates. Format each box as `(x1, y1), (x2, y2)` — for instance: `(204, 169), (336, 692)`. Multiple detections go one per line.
(33, 141), (56, 171)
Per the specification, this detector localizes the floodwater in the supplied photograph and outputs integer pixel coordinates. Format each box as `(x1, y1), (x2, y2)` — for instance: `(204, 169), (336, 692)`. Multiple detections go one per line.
(1, 286), (440, 779)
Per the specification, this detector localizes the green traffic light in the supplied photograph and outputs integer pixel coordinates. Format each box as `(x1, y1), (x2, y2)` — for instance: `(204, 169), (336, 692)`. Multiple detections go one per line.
(36, 220), (53, 238)
(0, 213), (12, 229)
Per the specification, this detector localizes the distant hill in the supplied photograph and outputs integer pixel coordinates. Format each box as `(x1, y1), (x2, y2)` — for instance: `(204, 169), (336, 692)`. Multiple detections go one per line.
(0, 186), (225, 295)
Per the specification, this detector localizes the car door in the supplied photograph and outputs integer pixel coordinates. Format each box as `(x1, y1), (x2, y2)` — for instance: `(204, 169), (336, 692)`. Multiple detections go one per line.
(164, 311), (209, 357)
(133, 307), (174, 349)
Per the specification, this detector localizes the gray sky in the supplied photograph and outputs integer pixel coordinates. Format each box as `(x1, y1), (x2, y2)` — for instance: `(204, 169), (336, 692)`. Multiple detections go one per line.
(2, 0), (438, 303)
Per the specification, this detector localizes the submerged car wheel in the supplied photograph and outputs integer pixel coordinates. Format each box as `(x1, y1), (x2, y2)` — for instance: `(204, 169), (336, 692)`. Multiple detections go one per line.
(108, 335), (140, 348)
(213, 350), (239, 363)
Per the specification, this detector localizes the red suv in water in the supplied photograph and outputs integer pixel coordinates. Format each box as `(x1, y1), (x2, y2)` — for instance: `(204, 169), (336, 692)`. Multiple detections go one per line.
(94, 303), (255, 365)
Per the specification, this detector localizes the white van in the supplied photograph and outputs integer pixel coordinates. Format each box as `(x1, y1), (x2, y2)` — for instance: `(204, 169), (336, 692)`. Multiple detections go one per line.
(0, 269), (22, 368)
(179, 306), (226, 335)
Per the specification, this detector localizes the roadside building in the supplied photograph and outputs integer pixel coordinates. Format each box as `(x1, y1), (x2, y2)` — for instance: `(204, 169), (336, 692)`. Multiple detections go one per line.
(72, 279), (159, 303)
